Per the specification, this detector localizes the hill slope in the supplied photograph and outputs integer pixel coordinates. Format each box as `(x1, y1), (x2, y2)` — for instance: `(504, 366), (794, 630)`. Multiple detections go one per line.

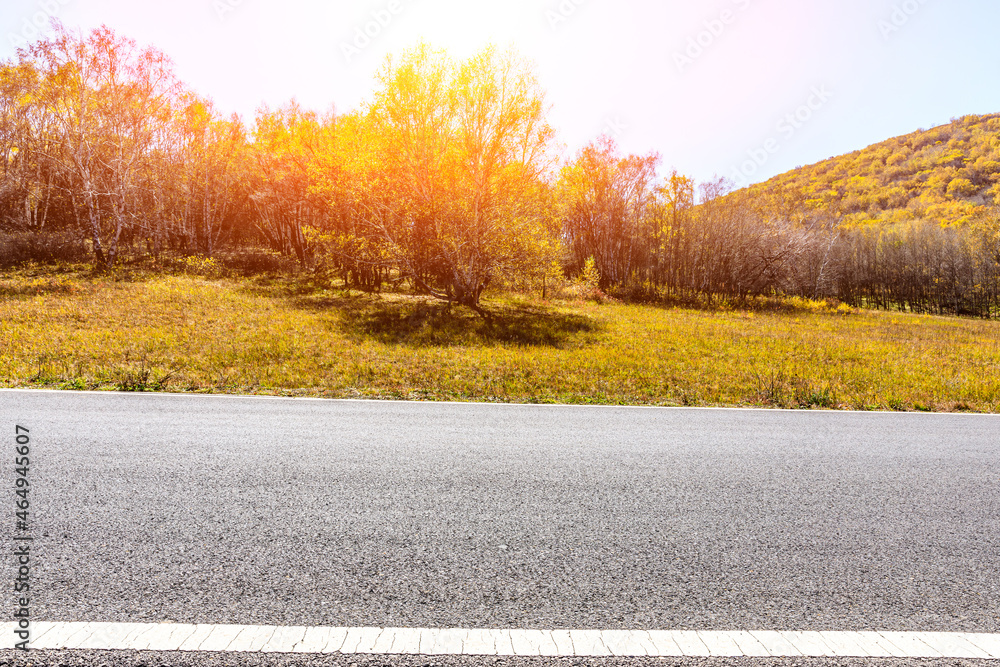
(748, 113), (1000, 226)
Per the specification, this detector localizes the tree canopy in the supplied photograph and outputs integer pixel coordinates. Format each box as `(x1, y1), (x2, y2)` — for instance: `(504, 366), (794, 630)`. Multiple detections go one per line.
(2, 26), (999, 318)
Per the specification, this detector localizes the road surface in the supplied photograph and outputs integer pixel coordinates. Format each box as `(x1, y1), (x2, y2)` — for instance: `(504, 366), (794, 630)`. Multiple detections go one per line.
(2, 390), (999, 663)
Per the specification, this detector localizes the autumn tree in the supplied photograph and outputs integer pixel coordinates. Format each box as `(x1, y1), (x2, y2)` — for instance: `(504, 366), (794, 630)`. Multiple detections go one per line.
(2, 27), (998, 318)
(247, 102), (331, 266)
(165, 96), (250, 257)
(306, 110), (397, 290)
(363, 44), (558, 312)
(651, 170), (696, 291)
(0, 58), (51, 231)
(26, 23), (182, 266)
(685, 187), (809, 301)
(558, 136), (660, 289)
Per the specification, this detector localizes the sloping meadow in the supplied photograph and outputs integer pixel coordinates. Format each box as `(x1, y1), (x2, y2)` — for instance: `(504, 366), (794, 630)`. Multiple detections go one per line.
(1, 272), (998, 412)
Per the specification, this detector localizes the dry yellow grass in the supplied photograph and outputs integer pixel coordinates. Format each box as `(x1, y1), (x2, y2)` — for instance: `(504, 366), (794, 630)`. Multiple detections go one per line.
(1, 267), (998, 411)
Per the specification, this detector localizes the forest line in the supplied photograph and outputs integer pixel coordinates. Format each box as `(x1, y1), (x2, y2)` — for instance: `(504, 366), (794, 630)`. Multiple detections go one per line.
(2, 25), (999, 317)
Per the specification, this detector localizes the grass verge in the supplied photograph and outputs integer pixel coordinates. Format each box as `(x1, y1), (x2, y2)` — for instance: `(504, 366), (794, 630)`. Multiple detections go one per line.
(1, 267), (998, 412)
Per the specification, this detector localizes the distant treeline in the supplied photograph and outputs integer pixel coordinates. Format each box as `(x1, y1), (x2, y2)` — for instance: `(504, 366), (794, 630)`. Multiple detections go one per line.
(2, 26), (999, 317)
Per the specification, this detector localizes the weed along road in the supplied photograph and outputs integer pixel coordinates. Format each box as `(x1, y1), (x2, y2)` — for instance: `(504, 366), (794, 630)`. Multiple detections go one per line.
(3, 389), (1000, 663)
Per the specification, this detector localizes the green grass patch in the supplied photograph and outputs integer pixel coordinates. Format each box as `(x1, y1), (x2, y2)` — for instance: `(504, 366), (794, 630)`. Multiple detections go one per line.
(1, 267), (998, 412)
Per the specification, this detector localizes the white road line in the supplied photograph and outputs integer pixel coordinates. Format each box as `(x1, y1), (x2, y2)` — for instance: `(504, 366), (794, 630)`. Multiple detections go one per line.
(493, 628), (515, 655)
(464, 628), (497, 655)
(234, 625), (277, 652)
(1, 623), (998, 658)
(851, 631), (905, 657)
(142, 623), (197, 651)
(293, 626), (336, 653)
(369, 627), (395, 654)
(647, 629), (684, 655)
(177, 624), (215, 651)
(389, 627), (421, 654)
(728, 630), (771, 657)
(197, 624), (243, 652)
(879, 631), (944, 657)
(919, 632), (993, 659)
(782, 630), (835, 657)
(673, 630), (711, 656)
(698, 631), (743, 657)
(969, 633), (1000, 658)
(569, 630), (610, 657)
(59, 622), (96, 650)
(429, 628), (466, 655)
(26, 621), (57, 643)
(749, 630), (801, 656)
(602, 630), (651, 657)
(263, 625), (307, 653)
(30, 622), (84, 649)
(351, 626), (383, 653)
(508, 629), (543, 656)
(820, 631), (872, 657)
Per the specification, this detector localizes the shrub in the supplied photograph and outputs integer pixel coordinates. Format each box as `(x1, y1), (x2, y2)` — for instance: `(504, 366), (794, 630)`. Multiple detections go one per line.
(572, 257), (608, 301)
(947, 177), (979, 198)
(0, 231), (90, 268)
(217, 249), (299, 276)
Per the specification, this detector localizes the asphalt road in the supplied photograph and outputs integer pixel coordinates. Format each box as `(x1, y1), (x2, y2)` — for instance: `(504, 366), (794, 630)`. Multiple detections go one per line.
(4, 390), (999, 635)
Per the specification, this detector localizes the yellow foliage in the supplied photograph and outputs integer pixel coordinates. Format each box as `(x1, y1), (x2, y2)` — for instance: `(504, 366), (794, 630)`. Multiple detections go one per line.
(744, 113), (1000, 229)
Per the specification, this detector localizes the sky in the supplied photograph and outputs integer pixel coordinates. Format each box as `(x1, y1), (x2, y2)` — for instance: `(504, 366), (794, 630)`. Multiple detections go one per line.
(3, 0), (999, 187)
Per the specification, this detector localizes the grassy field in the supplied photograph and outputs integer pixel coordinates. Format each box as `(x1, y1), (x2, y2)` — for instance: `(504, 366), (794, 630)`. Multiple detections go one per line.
(2, 265), (999, 412)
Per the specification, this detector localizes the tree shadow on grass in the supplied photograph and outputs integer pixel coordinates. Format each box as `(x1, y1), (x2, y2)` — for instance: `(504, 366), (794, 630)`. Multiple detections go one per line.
(0, 278), (86, 299)
(293, 294), (604, 348)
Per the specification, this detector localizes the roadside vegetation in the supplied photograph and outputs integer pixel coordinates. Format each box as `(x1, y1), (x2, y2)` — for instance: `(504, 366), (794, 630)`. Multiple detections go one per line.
(3, 26), (1000, 319)
(2, 264), (998, 412)
(2, 27), (1000, 413)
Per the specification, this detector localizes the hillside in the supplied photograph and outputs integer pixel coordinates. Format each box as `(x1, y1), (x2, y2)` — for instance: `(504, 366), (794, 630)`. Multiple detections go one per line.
(748, 113), (1000, 227)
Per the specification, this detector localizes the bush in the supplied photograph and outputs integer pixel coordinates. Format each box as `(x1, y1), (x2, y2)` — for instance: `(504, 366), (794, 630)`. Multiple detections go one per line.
(947, 177), (978, 198)
(0, 231), (90, 268)
(216, 249), (300, 276)
(566, 257), (610, 302)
